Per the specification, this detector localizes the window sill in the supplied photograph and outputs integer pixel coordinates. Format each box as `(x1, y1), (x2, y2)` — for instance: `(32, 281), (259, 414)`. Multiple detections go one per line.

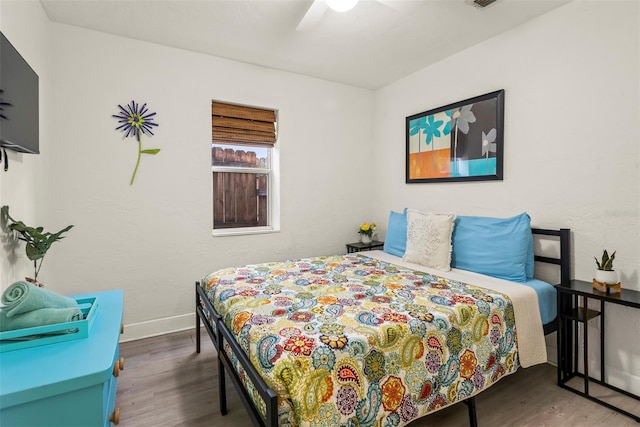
(212, 227), (280, 237)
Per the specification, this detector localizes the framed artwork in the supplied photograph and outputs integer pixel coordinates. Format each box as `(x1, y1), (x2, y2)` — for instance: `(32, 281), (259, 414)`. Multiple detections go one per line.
(406, 89), (504, 183)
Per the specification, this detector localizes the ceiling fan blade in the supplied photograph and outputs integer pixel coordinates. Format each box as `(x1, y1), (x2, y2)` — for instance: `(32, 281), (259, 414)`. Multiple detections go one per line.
(296, 0), (328, 32)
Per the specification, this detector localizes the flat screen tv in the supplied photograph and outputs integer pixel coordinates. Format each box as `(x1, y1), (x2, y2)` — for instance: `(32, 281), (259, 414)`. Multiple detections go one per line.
(0, 31), (39, 154)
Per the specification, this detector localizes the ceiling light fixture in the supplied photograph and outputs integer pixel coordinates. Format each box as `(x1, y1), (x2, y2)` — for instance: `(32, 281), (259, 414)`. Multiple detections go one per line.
(326, 0), (359, 13)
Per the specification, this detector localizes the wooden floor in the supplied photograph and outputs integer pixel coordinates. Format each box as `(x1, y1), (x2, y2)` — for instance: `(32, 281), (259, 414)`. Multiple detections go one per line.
(117, 329), (638, 427)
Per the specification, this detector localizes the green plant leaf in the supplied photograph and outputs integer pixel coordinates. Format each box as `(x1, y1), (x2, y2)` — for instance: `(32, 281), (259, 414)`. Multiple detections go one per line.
(29, 228), (46, 240)
(141, 148), (160, 155)
(604, 251), (616, 271)
(25, 244), (45, 261)
(9, 222), (26, 232)
(596, 249), (616, 271)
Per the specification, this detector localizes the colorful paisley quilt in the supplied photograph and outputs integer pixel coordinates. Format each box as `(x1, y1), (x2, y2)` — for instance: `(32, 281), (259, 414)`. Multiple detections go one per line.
(202, 254), (522, 427)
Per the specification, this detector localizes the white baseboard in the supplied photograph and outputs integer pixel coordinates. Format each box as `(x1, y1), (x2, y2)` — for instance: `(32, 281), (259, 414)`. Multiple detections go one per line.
(120, 312), (195, 342)
(543, 333), (639, 395)
(590, 363), (640, 397)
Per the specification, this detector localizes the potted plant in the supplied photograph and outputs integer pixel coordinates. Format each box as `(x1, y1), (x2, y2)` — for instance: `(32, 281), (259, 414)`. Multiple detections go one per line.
(1, 206), (74, 287)
(594, 249), (618, 284)
(358, 222), (377, 244)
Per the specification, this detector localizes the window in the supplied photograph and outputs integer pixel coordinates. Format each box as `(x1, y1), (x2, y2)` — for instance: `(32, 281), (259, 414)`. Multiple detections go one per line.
(212, 101), (278, 234)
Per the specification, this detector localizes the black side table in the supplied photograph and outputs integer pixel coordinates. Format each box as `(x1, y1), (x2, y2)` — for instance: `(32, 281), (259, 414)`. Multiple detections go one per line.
(346, 240), (384, 253)
(556, 279), (640, 421)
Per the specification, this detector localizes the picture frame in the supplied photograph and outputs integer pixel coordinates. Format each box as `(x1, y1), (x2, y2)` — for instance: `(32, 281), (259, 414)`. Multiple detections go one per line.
(406, 89), (504, 183)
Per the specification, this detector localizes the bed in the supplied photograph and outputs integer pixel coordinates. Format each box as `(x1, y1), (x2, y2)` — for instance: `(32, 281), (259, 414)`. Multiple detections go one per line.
(195, 218), (570, 427)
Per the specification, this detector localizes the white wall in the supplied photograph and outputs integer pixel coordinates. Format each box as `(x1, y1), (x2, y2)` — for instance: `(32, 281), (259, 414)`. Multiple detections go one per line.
(0, 1), (51, 286)
(373, 1), (639, 394)
(1, 3), (373, 340)
(39, 23), (373, 339)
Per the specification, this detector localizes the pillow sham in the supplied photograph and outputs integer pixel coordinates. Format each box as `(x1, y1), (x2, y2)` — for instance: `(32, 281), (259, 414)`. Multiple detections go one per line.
(383, 208), (407, 257)
(451, 212), (532, 282)
(403, 210), (455, 271)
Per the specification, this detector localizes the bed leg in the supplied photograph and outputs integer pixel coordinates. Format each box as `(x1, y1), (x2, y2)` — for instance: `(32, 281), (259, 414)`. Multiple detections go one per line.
(196, 314), (201, 353)
(218, 356), (227, 415)
(465, 397), (478, 427)
(195, 282), (201, 353)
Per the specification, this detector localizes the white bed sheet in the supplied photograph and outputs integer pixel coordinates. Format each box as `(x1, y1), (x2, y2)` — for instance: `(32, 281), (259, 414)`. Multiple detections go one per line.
(365, 250), (547, 368)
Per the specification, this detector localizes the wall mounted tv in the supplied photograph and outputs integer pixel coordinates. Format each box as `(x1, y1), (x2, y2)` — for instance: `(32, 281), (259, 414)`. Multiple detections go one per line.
(0, 31), (39, 154)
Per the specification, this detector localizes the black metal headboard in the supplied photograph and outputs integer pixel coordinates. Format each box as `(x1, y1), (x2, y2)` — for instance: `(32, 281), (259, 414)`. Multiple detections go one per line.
(532, 228), (570, 335)
(531, 228), (571, 286)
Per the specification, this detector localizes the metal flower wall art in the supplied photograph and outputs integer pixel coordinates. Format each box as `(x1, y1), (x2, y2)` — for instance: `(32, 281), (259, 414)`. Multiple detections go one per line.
(112, 101), (160, 185)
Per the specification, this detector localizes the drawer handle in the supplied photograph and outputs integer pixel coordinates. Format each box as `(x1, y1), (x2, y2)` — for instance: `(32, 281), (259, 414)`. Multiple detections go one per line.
(119, 357), (125, 371)
(109, 407), (120, 425)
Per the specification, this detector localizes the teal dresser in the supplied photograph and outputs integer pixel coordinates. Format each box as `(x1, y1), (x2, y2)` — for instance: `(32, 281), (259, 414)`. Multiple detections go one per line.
(0, 290), (124, 426)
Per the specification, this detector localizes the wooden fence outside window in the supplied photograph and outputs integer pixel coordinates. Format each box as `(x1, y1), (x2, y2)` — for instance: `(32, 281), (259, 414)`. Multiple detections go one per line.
(212, 147), (267, 229)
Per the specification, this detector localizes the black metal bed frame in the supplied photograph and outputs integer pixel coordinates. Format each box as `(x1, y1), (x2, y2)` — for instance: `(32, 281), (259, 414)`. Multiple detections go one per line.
(533, 228), (572, 335)
(195, 227), (571, 427)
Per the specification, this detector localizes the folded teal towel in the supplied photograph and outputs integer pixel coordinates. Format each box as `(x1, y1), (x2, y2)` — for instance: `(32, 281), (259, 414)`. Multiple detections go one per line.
(0, 307), (82, 332)
(1, 281), (78, 318)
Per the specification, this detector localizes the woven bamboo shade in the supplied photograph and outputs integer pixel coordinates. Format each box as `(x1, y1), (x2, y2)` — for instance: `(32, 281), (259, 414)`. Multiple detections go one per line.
(212, 102), (276, 147)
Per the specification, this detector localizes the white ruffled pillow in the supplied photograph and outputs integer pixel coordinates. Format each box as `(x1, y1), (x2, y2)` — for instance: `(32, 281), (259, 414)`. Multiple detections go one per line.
(402, 209), (455, 271)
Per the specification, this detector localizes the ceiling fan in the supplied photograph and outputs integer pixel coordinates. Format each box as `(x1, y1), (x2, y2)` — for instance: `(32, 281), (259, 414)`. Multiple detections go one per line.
(296, 0), (499, 31)
(296, 0), (400, 31)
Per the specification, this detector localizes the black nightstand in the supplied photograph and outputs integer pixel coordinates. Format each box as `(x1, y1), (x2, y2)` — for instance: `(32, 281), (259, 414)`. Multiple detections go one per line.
(556, 279), (640, 422)
(346, 240), (384, 254)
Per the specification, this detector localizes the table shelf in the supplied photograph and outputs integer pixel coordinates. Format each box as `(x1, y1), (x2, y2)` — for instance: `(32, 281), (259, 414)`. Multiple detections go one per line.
(561, 307), (600, 323)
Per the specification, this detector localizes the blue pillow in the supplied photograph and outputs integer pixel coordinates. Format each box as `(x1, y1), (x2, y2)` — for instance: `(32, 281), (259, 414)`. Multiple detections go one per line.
(451, 213), (532, 282)
(383, 209), (407, 257)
